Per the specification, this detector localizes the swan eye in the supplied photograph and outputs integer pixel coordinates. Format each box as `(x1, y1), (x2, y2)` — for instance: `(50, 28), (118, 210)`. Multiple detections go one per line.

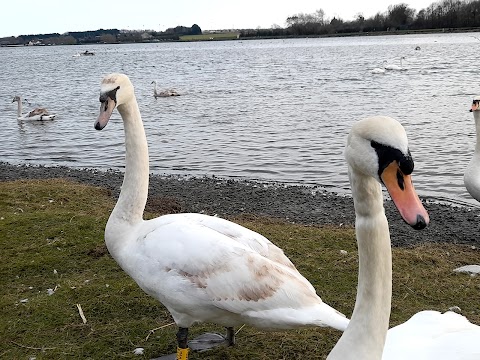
(99, 86), (120, 104)
(371, 140), (414, 177)
(398, 150), (414, 175)
(396, 169), (405, 190)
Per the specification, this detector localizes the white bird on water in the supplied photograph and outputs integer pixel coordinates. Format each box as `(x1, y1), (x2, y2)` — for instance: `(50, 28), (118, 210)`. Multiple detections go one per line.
(151, 80), (180, 98)
(464, 95), (480, 203)
(12, 95), (56, 120)
(384, 57), (407, 71)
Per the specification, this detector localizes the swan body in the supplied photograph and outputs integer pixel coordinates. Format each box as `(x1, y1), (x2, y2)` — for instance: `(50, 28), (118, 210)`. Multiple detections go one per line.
(12, 95), (56, 120)
(464, 96), (480, 202)
(371, 67), (386, 74)
(94, 73), (348, 357)
(383, 310), (480, 359)
(152, 80), (180, 98)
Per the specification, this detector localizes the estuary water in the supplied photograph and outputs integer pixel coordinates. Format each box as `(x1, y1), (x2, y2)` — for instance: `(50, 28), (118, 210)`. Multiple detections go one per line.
(0, 33), (479, 206)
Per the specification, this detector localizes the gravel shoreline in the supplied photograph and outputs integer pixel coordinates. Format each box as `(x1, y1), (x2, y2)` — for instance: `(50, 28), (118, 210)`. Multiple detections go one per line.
(1, 162), (479, 248)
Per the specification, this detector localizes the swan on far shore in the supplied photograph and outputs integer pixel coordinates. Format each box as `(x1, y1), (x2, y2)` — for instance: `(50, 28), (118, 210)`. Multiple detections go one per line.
(12, 95), (56, 120)
(327, 116), (480, 360)
(151, 80), (180, 98)
(94, 73), (348, 360)
(464, 95), (480, 202)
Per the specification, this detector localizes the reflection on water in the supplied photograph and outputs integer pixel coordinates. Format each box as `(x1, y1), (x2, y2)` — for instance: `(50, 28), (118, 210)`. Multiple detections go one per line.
(0, 33), (479, 206)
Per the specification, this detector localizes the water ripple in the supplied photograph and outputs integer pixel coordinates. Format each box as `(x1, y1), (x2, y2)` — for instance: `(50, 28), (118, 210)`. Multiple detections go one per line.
(1, 32), (479, 206)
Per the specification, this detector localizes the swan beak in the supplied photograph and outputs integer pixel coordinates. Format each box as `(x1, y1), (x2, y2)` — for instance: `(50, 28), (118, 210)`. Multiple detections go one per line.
(470, 102), (479, 112)
(95, 97), (116, 130)
(380, 162), (429, 229)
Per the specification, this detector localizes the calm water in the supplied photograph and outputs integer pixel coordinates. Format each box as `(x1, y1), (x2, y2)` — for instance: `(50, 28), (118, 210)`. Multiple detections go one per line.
(1, 33), (479, 206)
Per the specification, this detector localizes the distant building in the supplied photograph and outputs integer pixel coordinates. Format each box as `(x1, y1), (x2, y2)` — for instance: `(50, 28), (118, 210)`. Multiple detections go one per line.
(27, 40), (43, 46)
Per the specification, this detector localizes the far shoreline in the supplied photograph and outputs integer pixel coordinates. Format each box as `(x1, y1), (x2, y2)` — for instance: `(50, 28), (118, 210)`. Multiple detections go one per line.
(3, 26), (480, 47)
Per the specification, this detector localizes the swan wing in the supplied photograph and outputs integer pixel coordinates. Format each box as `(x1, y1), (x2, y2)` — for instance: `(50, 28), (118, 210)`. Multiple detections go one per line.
(171, 213), (297, 269)
(27, 108), (48, 117)
(115, 213), (346, 329)
(19, 113), (55, 121)
(383, 311), (480, 359)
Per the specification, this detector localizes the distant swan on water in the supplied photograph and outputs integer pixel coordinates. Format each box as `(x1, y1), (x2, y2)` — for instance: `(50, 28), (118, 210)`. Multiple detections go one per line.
(371, 66), (386, 74)
(464, 95), (480, 202)
(151, 80), (180, 98)
(12, 95), (56, 121)
(384, 57), (407, 71)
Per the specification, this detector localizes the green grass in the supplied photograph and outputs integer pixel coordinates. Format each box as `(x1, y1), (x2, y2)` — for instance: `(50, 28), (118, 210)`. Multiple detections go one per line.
(0, 179), (478, 359)
(180, 33), (239, 41)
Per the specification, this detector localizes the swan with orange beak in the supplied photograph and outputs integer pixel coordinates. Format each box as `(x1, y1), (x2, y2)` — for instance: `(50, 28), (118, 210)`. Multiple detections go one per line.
(345, 116), (429, 230)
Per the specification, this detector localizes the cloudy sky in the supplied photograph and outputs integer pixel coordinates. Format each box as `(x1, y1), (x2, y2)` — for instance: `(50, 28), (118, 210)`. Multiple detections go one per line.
(1, 0), (436, 37)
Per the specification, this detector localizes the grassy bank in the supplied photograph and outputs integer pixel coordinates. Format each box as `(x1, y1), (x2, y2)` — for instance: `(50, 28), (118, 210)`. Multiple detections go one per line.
(180, 33), (239, 41)
(0, 179), (478, 359)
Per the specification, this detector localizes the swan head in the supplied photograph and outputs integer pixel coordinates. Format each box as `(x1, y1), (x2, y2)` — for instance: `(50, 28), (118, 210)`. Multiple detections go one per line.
(12, 95), (20, 103)
(470, 95), (480, 113)
(345, 116), (429, 229)
(95, 73), (135, 130)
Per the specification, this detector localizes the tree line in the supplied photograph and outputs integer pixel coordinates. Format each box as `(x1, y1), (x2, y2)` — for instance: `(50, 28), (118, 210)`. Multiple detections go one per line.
(241, 0), (480, 38)
(3, 0), (480, 45)
(0, 25), (202, 46)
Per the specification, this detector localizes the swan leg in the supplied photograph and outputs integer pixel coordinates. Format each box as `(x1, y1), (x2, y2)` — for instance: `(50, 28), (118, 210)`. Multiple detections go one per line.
(226, 326), (235, 346)
(151, 327), (190, 360)
(177, 327), (190, 359)
(188, 327), (235, 351)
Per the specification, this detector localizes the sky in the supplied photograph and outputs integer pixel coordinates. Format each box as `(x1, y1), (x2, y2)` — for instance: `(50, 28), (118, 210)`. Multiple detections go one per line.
(1, 0), (437, 38)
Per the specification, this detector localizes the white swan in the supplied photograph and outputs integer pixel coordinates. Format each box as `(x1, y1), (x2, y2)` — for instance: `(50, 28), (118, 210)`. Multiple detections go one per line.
(94, 73), (348, 359)
(464, 95), (480, 202)
(12, 95), (56, 120)
(371, 66), (386, 75)
(328, 116), (480, 360)
(151, 80), (180, 98)
(384, 57), (406, 71)
(327, 115), (429, 360)
(383, 310), (480, 359)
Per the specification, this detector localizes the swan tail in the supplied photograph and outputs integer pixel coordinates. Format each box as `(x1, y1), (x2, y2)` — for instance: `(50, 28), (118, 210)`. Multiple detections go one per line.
(244, 303), (349, 331)
(310, 303), (350, 331)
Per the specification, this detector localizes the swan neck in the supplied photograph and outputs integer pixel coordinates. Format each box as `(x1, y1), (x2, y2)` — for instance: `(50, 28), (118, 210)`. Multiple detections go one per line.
(110, 99), (149, 225)
(473, 111), (480, 151)
(328, 169), (392, 360)
(17, 99), (22, 118)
